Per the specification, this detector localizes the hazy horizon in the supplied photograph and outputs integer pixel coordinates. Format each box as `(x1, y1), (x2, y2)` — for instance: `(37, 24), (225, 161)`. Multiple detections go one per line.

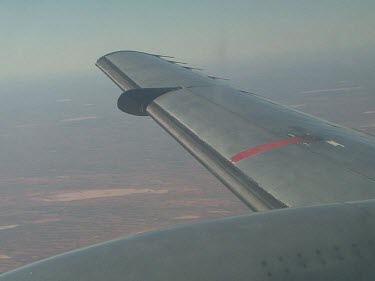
(1, 0), (375, 273)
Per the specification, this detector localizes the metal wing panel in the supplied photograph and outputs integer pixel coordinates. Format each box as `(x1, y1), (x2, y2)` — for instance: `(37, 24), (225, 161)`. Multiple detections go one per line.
(147, 100), (284, 211)
(97, 51), (214, 90)
(150, 86), (375, 208)
(96, 51), (375, 211)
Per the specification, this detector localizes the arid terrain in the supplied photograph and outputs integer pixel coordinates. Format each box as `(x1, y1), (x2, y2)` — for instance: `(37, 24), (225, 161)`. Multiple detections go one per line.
(0, 169), (249, 272)
(1, 62), (374, 273)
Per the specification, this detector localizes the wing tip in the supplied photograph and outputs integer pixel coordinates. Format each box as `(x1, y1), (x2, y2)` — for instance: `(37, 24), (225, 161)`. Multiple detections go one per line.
(96, 50), (173, 64)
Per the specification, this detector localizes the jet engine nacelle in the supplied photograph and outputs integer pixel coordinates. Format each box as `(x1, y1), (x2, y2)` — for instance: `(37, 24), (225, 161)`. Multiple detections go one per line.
(2, 200), (375, 281)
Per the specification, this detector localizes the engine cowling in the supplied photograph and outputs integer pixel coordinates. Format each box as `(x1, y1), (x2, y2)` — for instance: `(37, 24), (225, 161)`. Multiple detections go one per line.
(1, 200), (375, 281)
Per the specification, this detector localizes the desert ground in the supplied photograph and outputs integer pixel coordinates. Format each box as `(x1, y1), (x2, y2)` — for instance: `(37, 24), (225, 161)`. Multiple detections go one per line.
(1, 65), (374, 273)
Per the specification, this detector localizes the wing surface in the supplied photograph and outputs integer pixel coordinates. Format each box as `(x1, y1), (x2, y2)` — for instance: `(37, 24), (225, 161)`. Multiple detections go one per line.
(97, 51), (375, 211)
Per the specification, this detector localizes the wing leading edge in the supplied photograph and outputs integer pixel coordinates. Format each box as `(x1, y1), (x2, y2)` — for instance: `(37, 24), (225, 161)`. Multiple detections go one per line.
(97, 51), (375, 211)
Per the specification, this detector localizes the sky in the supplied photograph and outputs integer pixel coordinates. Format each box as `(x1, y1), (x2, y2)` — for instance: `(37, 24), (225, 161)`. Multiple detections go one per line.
(1, 0), (375, 80)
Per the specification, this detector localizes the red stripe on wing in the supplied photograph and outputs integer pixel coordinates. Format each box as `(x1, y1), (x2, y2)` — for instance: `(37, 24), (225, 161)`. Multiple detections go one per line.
(230, 137), (303, 163)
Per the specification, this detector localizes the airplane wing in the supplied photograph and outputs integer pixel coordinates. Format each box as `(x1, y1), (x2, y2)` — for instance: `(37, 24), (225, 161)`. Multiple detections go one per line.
(97, 51), (375, 211)
(2, 51), (375, 280)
